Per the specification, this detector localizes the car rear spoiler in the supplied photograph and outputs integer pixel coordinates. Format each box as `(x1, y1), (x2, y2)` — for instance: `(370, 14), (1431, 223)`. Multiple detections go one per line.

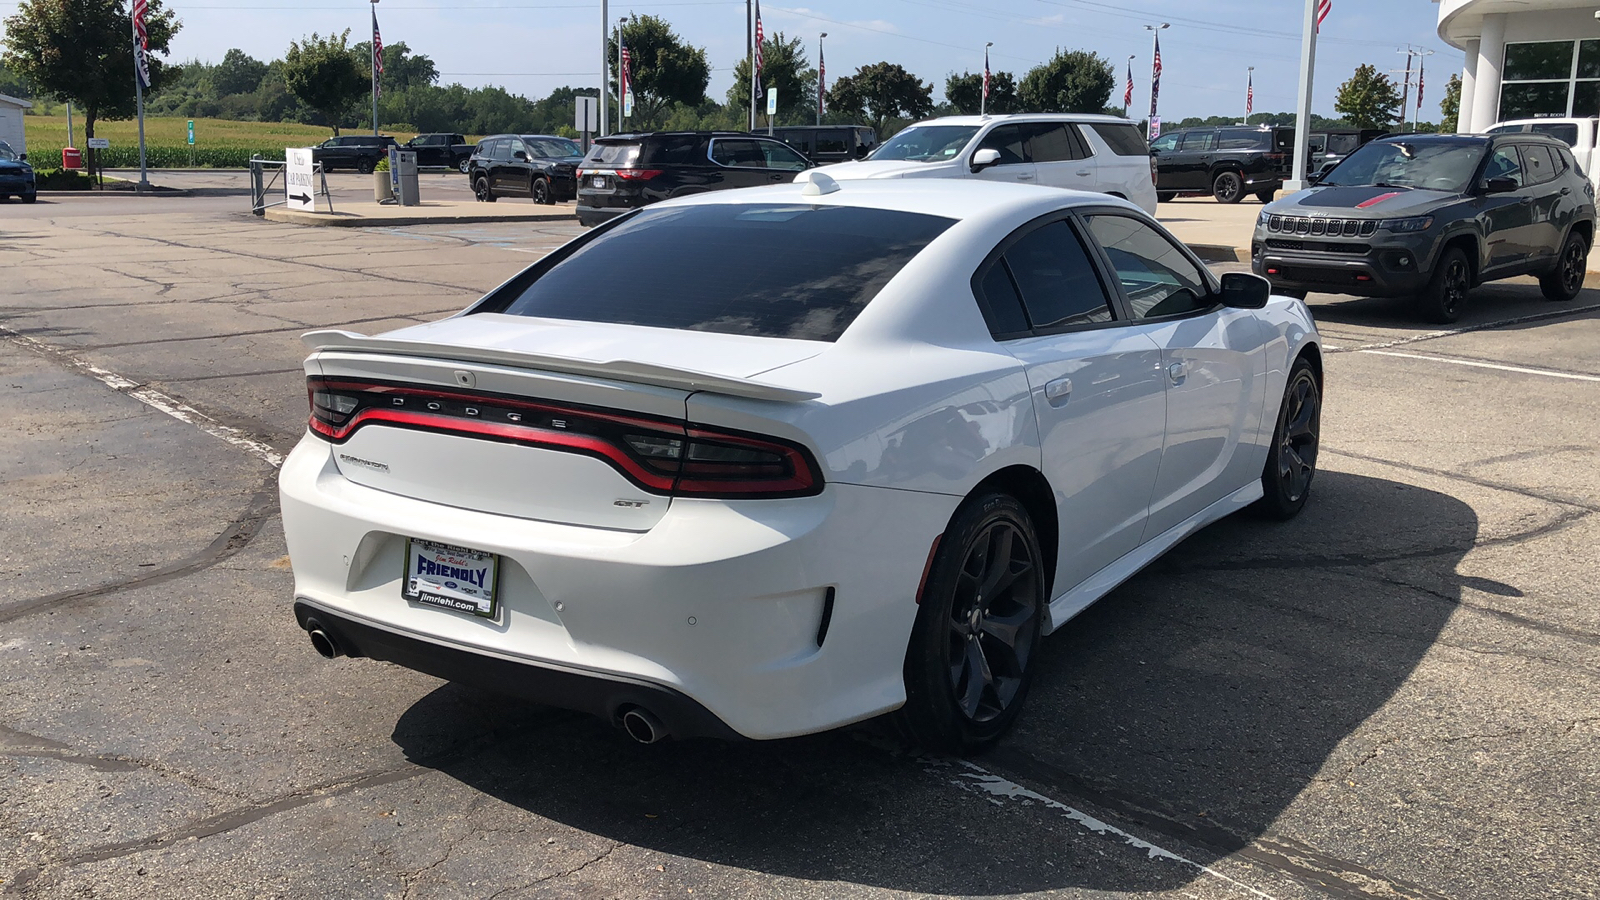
(301, 329), (821, 402)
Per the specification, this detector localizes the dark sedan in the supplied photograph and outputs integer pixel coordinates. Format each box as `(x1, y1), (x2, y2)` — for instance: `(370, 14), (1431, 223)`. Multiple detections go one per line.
(469, 135), (584, 204)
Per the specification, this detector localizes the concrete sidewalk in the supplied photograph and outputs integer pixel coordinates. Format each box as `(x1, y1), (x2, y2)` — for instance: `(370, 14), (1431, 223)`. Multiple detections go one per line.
(264, 198), (578, 227)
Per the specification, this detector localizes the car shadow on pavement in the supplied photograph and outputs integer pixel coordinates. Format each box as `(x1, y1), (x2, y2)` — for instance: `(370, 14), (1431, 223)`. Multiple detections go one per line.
(391, 470), (1472, 895)
(1305, 283), (1590, 328)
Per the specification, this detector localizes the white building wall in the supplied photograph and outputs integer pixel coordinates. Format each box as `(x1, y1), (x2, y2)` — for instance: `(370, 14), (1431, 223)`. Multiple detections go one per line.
(0, 100), (26, 156)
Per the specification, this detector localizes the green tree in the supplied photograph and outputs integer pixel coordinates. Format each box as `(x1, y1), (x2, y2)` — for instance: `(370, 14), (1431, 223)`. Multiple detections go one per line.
(1, 0), (181, 138)
(1018, 49), (1114, 114)
(608, 15), (710, 129)
(727, 31), (817, 125)
(350, 40), (437, 94)
(827, 62), (933, 134)
(283, 30), (367, 133)
(212, 48), (266, 96)
(944, 70), (1018, 115)
(1333, 63), (1404, 130)
(1440, 72), (1462, 133)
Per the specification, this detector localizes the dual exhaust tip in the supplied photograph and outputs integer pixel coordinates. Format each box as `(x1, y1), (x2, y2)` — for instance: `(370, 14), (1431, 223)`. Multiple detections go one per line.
(301, 620), (671, 744)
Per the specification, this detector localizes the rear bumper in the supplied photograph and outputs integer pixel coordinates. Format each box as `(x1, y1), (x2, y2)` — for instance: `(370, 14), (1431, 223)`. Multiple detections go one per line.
(293, 600), (741, 740)
(575, 203), (629, 227)
(279, 435), (957, 740)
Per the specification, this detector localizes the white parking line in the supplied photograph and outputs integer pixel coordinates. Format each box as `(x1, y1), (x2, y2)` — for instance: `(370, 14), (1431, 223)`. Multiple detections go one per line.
(1358, 349), (1600, 383)
(930, 757), (1279, 899)
(1, 328), (286, 468)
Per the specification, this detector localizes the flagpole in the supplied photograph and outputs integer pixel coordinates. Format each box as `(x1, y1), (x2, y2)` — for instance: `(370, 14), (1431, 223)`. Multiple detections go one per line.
(981, 42), (992, 117)
(817, 32), (826, 126)
(600, 0), (609, 137)
(1145, 22), (1168, 139)
(1245, 67), (1254, 124)
(616, 17), (628, 126)
(1287, 0), (1319, 190)
(1125, 55), (1135, 117)
(131, 4), (148, 190)
(746, 0), (755, 132)
(370, 0), (380, 136)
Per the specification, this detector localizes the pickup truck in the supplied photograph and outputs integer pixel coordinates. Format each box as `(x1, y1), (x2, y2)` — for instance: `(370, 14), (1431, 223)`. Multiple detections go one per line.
(404, 133), (474, 173)
(1487, 117), (1600, 193)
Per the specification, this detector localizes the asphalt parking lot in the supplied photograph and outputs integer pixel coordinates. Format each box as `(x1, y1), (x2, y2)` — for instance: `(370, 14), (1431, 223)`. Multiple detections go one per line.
(2, 194), (1598, 899)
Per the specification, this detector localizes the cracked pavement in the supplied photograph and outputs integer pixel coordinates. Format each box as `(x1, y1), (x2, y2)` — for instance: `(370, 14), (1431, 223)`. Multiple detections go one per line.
(1, 193), (1597, 899)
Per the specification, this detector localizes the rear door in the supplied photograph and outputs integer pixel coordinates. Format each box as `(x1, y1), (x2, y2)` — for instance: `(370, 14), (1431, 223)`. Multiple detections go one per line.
(979, 218), (1165, 596)
(1025, 122), (1097, 193)
(1517, 142), (1567, 261)
(709, 138), (781, 189)
(971, 123), (1037, 186)
(1080, 212), (1267, 538)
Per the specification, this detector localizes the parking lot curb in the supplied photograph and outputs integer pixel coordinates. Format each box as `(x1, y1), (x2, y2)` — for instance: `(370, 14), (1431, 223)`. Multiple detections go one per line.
(263, 208), (579, 227)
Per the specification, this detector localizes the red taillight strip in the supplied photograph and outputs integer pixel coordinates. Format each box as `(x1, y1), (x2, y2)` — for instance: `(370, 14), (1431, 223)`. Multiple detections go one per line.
(313, 407), (678, 491)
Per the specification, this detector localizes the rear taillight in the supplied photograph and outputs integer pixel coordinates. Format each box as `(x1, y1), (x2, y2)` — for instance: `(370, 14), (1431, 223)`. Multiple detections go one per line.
(613, 168), (663, 181)
(307, 377), (820, 498)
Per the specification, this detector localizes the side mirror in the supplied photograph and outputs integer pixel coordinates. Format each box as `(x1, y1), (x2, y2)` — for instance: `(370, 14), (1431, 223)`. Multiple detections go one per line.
(17, 153), (25, 162)
(1307, 170), (1325, 186)
(1219, 272), (1271, 309)
(970, 148), (1002, 173)
(512, 150), (528, 161)
(1481, 176), (1518, 194)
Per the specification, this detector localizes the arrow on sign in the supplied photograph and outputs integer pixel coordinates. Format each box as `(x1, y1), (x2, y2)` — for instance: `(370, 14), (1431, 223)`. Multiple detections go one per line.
(290, 192), (312, 205)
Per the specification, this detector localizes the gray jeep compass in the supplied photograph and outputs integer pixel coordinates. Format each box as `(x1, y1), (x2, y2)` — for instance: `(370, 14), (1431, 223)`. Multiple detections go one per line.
(1252, 133), (1595, 323)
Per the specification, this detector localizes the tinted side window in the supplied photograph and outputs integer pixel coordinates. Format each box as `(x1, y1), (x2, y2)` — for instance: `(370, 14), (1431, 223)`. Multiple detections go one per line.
(1024, 124), (1077, 163)
(815, 131), (849, 154)
(976, 263), (1031, 337)
(1150, 133), (1180, 152)
(1090, 123), (1148, 156)
(1485, 146), (1525, 187)
(977, 125), (1029, 165)
(643, 135), (705, 165)
(760, 140), (810, 171)
(711, 139), (767, 167)
(1217, 131), (1269, 150)
(1085, 215), (1210, 319)
(1003, 222), (1114, 330)
(1520, 144), (1557, 184)
(1180, 132), (1217, 152)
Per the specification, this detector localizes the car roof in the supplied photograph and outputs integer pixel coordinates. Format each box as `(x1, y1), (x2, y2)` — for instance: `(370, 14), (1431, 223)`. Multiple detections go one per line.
(1373, 133), (1492, 145)
(906, 114), (1136, 128)
(599, 131), (761, 142)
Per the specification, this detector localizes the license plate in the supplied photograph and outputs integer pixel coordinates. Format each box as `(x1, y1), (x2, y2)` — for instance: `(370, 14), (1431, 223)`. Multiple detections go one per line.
(592, 175), (607, 188)
(402, 538), (499, 618)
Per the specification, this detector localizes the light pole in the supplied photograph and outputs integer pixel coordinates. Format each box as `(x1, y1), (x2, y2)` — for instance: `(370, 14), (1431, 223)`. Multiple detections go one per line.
(1145, 23), (1168, 137)
(817, 32), (827, 126)
(600, 0), (609, 136)
(980, 42), (993, 117)
(370, 0), (380, 137)
(1287, 0), (1319, 191)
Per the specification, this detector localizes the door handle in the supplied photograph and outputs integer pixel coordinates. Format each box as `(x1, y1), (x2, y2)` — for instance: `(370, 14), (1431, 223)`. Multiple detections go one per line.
(1167, 361), (1190, 384)
(769, 174), (784, 181)
(1043, 377), (1072, 407)
(1561, 187), (1572, 196)
(1016, 172), (1035, 180)
(1075, 169), (1091, 177)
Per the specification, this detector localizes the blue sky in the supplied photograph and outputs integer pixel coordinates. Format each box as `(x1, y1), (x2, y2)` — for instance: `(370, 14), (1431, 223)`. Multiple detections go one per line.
(2, 0), (1460, 120)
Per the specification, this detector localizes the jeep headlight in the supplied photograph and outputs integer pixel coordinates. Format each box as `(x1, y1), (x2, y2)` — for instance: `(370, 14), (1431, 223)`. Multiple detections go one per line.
(1257, 208), (1271, 227)
(1382, 215), (1433, 233)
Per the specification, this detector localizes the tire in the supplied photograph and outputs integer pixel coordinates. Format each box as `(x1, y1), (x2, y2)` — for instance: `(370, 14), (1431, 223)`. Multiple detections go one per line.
(531, 177), (551, 205)
(458, 157), (471, 175)
(1212, 171), (1244, 203)
(356, 157), (374, 175)
(1256, 189), (1275, 203)
(473, 175), (496, 203)
(1416, 246), (1470, 324)
(1539, 229), (1588, 302)
(892, 492), (1045, 754)
(1157, 191), (1178, 203)
(1253, 357), (1321, 520)
(21, 192), (36, 204)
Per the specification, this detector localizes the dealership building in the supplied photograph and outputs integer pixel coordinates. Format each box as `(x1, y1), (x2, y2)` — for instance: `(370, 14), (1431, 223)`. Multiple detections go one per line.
(1440, 0), (1600, 131)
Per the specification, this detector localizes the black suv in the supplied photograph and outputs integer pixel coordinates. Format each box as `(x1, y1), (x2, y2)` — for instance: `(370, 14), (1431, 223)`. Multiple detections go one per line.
(310, 134), (399, 174)
(576, 131), (814, 227)
(771, 125), (877, 163)
(1307, 128), (1387, 177)
(405, 133), (474, 172)
(1253, 133), (1596, 323)
(1150, 125), (1294, 203)
(469, 134), (585, 204)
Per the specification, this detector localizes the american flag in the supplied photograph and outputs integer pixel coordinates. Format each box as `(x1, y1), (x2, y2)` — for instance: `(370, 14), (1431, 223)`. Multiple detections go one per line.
(818, 44), (825, 115)
(1316, 0), (1331, 32)
(372, 10), (384, 97)
(131, 0), (150, 87)
(1149, 33), (1162, 119)
(1246, 71), (1253, 116)
(1123, 59), (1132, 109)
(753, 0), (764, 100)
(983, 46), (991, 105)
(1416, 59), (1424, 109)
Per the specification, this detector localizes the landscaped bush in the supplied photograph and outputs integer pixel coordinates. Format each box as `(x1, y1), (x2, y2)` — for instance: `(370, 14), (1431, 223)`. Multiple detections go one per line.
(32, 167), (91, 190)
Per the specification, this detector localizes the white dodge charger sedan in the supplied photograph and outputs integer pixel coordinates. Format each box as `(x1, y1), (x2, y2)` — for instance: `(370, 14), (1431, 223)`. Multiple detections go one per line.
(280, 173), (1322, 751)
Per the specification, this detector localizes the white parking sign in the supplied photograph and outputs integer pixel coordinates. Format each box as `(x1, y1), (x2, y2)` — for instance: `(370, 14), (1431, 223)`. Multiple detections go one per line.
(285, 148), (315, 212)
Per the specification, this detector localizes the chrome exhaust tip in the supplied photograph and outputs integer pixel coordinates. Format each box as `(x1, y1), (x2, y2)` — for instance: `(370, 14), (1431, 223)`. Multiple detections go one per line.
(620, 707), (667, 744)
(306, 623), (342, 659)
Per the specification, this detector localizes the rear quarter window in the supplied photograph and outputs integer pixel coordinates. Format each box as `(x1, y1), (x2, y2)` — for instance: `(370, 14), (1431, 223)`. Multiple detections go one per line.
(1218, 132), (1270, 150)
(1090, 123), (1150, 156)
(486, 205), (956, 342)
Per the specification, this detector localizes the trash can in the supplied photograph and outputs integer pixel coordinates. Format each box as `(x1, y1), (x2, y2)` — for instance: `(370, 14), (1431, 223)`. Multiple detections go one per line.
(389, 149), (420, 206)
(62, 147), (83, 170)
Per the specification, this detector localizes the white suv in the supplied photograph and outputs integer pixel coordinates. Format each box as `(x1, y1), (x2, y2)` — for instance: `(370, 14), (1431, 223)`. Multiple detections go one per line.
(817, 114), (1157, 214)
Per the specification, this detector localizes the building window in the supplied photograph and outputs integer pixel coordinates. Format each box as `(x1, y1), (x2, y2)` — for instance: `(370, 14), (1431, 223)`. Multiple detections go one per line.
(1497, 39), (1600, 121)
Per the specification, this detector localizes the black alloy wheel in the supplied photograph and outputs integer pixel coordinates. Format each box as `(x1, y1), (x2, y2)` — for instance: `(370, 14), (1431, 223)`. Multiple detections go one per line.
(1539, 230), (1588, 302)
(1213, 170), (1244, 204)
(357, 157), (374, 175)
(473, 175), (496, 203)
(458, 157), (471, 174)
(1417, 246), (1469, 324)
(894, 493), (1044, 753)
(1254, 357), (1321, 520)
(532, 177), (551, 205)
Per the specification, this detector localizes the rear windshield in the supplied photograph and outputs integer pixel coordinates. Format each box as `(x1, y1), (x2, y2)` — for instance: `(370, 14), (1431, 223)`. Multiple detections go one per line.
(488, 204), (955, 341)
(583, 142), (642, 167)
(1090, 123), (1148, 156)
